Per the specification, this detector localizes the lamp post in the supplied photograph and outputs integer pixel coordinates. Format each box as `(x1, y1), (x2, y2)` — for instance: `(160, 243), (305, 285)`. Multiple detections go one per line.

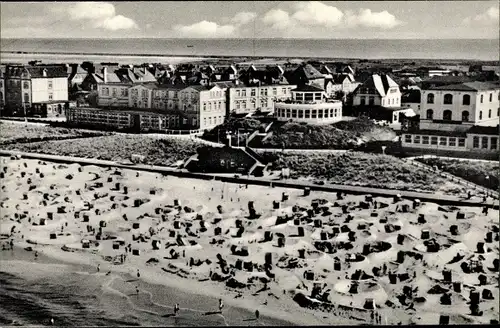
(485, 175), (490, 198)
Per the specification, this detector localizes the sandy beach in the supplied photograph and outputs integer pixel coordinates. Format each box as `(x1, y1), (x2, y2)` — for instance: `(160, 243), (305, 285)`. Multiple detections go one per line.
(1, 155), (498, 326)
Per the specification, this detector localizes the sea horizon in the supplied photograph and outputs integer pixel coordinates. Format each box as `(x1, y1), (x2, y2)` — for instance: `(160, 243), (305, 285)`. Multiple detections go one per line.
(1, 38), (498, 61)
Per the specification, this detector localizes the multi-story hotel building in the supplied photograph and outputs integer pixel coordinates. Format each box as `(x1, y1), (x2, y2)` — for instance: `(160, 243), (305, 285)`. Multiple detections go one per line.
(223, 82), (295, 115)
(4, 65), (68, 116)
(274, 85), (343, 124)
(401, 81), (500, 158)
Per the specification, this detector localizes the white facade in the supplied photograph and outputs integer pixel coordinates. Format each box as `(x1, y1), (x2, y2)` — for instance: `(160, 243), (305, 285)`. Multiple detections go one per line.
(129, 85), (152, 109)
(31, 77), (68, 103)
(352, 75), (401, 107)
(229, 84), (294, 114)
(401, 133), (499, 152)
(420, 87), (500, 128)
(97, 84), (129, 107)
(275, 89), (343, 124)
(199, 85), (226, 130)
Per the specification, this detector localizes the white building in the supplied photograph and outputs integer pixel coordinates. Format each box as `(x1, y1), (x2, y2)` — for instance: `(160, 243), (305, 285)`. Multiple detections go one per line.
(419, 81), (500, 131)
(352, 74), (401, 107)
(274, 84), (343, 124)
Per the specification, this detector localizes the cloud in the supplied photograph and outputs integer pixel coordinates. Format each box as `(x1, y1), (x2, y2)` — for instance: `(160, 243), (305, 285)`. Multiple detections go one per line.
(463, 6), (499, 25)
(231, 12), (257, 26)
(262, 9), (291, 30)
(291, 1), (343, 27)
(261, 1), (403, 34)
(94, 15), (138, 31)
(173, 20), (236, 38)
(59, 2), (139, 31)
(67, 2), (116, 21)
(346, 9), (403, 29)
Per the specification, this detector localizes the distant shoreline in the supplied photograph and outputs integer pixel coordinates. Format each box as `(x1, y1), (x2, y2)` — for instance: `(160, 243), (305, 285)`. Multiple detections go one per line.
(1, 50), (497, 63)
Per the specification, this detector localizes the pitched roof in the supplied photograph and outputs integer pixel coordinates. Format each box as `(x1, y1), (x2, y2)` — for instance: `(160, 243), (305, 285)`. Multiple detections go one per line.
(467, 125), (499, 136)
(361, 74), (399, 96)
(292, 84), (325, 92)
(429, 81), (499, 91)
(296, 64), (324, 80)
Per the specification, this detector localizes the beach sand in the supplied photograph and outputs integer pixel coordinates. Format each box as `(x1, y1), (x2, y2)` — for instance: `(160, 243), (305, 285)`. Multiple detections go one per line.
(0, 155), (498, 326)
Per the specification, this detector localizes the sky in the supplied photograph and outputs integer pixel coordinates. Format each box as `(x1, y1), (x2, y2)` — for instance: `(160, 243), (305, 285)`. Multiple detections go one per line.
(1, 1), (498, 39)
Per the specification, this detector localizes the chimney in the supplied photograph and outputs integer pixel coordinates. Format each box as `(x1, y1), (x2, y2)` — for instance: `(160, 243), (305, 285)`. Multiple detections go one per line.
(103, 67), (108, 84)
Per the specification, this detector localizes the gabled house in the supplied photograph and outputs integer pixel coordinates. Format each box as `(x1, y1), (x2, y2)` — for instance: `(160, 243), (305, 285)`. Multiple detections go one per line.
(4, 64), (68, 116)
(285, 64), (325, 90)
(352, 74), (402, 107)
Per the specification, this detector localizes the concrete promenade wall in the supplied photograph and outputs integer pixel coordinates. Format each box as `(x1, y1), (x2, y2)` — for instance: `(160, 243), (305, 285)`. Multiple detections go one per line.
(0, 149), (497, 208)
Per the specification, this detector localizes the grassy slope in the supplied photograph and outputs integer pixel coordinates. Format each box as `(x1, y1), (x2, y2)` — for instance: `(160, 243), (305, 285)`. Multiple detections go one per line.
(0, 122), (109, 145)
(261, 118), (397, 149)
(416, 157), (499, 191)
(262, 151), (448, 192)
(1, 135), (201, 167)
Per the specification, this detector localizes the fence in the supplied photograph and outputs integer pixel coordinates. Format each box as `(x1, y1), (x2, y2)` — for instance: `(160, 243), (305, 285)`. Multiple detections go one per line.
(405, 156), (499, 199)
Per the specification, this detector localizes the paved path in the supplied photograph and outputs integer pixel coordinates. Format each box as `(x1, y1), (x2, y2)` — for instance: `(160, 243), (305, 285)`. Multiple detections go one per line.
(2, 149), (498, 208)
(406, 154), (499, 164)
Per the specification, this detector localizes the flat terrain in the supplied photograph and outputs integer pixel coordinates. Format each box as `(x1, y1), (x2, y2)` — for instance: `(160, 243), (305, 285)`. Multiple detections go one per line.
(1, 156), (498, 325)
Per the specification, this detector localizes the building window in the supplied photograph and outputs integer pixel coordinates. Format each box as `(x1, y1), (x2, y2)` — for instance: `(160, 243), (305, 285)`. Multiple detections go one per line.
(443, 110), (452, 121)
(462, 95), (470, 105)
(482, 137), (488, 149)
(431, 136), (438, 145)
(23, 93), (29, 103)
(48, 81), (52, 89)
(426, 109), (433, 120)
(369, 96), (375, 105)
(404, 135), (412, 143)
(23, 81), (29, 89)
(304, 109), (310, 118)
(491, 137), (498, 150)
(203, 103), (206, 111)
(291, 109), (297, 118)
(318, 110), (323, 119)
(479, 111), (483, 120)
(112, 88), (117, 97)
(241, 90), (246, 97)
(488, 109), (492, 118)
(48, 93), (53, 100)
(273, 88), (277, 96)
(427, 93), (434, 104)
(251, 89), (255, 97)
(414, 135), (421, 144)
(489, 93), (493, 102)
(422, 136), (430, 144)
(473, 136), (480, 148)
(311, 109), (317, 119)
(360, 97), (366, 106)
(439, 137), (447, 146)
(462, 111), (469, 122)
(458, 138), (465, 147)
(449, 138), (456, 147)
(443, 94), (453, 105)
(480, 94), (483, 103)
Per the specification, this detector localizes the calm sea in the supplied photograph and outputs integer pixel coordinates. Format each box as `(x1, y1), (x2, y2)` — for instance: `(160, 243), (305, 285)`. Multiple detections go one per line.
(1, 38), (498, 63)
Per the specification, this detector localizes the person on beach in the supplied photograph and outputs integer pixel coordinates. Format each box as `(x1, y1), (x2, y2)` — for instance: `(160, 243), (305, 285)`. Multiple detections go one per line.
(136, 286), (140, 295)
(137, 269), (141, 278)
(174, 303), (179, 316)
(219, 299), (224, 312)
(34, 250), (38, 260)
(50, 318), (54, 325)
(97, 264), (100, 272)
(255, 310), (260, 320)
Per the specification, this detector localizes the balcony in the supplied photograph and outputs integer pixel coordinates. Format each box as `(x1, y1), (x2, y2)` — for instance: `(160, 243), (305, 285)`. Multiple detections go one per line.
(275, 99), (341, 105)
